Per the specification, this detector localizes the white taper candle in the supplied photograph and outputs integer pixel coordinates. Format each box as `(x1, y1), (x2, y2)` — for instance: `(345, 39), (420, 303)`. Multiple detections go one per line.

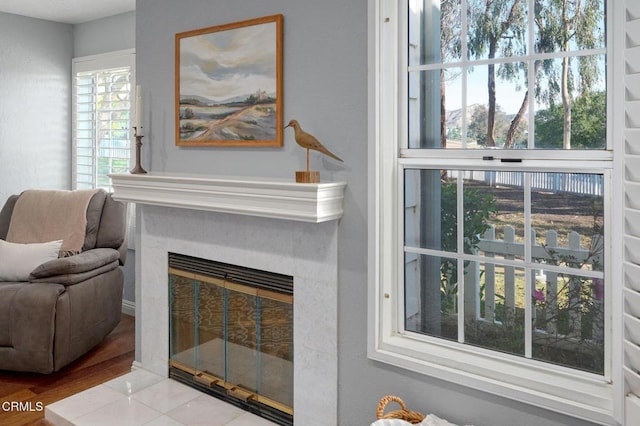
(135, 85), (142, 132)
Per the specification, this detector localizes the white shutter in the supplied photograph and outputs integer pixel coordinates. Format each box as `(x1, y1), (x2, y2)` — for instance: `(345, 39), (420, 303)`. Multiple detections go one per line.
(74, 73), (97, 189)
(72, 49), (135, 191)
(624, 3), (640, 422)
(73, 67), (132, 190)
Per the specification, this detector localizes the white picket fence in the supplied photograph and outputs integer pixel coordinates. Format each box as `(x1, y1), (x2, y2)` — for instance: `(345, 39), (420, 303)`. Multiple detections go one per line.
(452, 170), (604, 197)
(465, 224), (604, 342)
(488, 171), (603, 196)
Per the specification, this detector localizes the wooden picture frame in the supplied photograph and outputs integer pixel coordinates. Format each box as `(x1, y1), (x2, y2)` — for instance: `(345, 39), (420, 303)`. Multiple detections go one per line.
(175, 15), (283, 147)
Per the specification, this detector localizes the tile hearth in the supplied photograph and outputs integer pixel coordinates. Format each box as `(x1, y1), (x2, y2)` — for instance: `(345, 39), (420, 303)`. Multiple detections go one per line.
(46, 368), (277, 426)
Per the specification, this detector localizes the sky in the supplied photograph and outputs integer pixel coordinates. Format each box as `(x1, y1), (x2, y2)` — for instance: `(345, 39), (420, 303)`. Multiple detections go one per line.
(441, 56), (606, 116)
(179, 21), (277, 103)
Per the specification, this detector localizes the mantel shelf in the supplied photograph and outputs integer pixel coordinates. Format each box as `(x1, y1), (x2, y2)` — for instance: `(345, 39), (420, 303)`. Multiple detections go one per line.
(109, 173), (346, 223)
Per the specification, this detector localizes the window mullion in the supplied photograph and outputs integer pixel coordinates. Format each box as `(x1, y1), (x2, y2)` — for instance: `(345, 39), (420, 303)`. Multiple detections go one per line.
(457, 176), (465, 342)
(528, 0), (536, 150)
(461, 0), (468, 149)
(524, 172), (533, 358)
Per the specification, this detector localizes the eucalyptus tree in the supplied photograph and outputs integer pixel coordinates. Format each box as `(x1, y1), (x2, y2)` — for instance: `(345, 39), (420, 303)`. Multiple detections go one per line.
(535, 0), (604, 149)
(468, 0), (527, 147)
(440, 0), (461, 148)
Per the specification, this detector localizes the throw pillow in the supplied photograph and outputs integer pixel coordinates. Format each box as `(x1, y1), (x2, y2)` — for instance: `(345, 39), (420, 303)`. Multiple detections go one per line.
(0, 239), (63, 281)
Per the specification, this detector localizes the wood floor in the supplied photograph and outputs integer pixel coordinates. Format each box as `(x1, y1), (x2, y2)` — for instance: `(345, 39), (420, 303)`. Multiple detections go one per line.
(0, 314), (135, 426)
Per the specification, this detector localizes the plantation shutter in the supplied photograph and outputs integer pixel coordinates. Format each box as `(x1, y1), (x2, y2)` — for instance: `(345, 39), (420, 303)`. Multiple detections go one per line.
(624, 2), (640, 422)
(72, 50), (135, 191)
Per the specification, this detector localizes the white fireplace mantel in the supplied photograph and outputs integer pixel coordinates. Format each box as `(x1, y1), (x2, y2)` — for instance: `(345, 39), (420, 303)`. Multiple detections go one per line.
(109, 172), (346, 223)
(110, 171), (342, 425)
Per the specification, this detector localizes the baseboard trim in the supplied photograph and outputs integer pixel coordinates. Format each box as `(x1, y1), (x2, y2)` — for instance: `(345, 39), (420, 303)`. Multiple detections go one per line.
(122, 299), (135, 317)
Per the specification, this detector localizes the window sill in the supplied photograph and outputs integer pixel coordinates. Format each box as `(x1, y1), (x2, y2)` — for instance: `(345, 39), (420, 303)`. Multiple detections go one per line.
(368, 333), (616, 425)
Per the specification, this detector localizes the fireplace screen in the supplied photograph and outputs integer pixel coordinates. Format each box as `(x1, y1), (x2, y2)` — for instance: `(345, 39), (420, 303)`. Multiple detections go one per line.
(168, 253), (293, 425)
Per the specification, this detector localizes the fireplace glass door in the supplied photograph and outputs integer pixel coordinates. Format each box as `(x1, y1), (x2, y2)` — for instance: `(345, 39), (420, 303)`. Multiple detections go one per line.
(169, 254), (293, 423)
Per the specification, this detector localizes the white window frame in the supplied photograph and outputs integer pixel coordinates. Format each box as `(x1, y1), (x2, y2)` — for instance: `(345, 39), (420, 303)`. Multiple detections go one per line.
(72, 48), (136, 191)
(72, 49), (137, 249)
(367, 1), (625, 424)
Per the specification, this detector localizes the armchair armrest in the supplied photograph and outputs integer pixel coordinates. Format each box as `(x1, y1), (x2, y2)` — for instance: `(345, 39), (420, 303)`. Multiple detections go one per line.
(29, 248), (120, 285)
(0, 282), (65, 373)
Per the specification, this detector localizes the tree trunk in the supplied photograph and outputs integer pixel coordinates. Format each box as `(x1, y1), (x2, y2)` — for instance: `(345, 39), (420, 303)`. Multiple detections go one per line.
(561, 1), (572, 149)
(504, 62), (541, 149)
(504, 90), (529, 149)
(562, 54), (572, 149)
(486, 39), (497, 147)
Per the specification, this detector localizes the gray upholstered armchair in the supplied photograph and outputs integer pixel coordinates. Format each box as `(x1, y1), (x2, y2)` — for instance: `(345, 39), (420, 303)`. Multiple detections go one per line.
(0, 189), (127, 373)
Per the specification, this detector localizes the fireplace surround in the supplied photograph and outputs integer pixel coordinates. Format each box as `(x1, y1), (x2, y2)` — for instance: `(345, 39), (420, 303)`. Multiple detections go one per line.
(111, 173), (346, 426)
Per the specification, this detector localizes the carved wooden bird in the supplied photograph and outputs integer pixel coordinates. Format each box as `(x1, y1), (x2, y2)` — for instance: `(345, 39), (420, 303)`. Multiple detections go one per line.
(285, 119), (343, 163)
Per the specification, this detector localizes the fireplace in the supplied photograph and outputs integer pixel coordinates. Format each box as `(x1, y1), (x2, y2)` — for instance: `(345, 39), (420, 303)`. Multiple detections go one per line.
(168, 253), (294, 425)
(110, 173), (345, 425)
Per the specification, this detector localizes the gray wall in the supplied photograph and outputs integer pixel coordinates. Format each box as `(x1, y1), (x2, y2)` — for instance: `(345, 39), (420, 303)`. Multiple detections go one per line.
(0, 13), (72, 205)
(136, 1), (594, 425)
(73, 11), (135, 57)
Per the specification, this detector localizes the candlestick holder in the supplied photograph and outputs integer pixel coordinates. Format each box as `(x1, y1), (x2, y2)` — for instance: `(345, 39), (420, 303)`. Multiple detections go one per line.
(130, 126), (147, 174)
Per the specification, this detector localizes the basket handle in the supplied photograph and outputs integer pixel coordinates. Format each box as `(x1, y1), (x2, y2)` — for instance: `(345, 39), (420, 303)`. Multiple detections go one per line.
(376, 395), (408, 419)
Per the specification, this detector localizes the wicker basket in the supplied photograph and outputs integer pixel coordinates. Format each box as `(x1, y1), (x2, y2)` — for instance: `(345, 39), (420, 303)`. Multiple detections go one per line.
(376, 395), (426, 424)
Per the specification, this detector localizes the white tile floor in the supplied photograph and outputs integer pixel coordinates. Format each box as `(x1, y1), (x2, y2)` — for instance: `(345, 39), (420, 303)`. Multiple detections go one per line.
(45, 369), (277, 426)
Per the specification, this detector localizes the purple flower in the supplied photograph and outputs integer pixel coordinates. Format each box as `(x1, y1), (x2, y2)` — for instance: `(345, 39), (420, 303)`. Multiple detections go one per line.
(533, 289), (545, 303)
(593, 278), (604, 301)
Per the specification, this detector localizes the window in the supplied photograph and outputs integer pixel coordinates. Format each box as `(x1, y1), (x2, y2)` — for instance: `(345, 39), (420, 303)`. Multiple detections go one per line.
(72, 50), (136, 191)
(370, 1), (621, 423)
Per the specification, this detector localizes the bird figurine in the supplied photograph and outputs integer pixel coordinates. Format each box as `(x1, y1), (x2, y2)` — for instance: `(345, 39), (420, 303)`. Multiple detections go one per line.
(285, 119), (343, 164)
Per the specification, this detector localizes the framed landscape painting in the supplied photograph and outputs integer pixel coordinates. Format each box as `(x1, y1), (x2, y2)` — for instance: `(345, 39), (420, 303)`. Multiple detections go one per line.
(175, 15), (283, 147)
